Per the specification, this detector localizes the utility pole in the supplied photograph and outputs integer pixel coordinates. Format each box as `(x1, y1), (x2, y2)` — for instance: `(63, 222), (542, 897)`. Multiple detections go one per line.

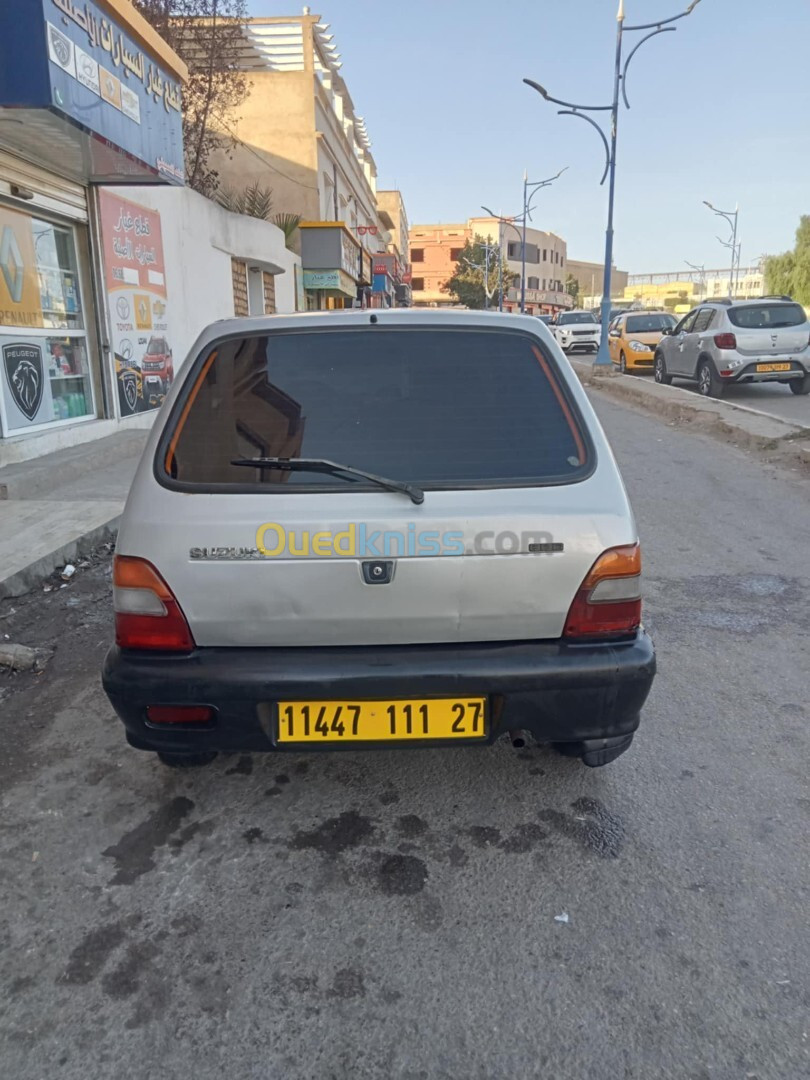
(525, 0), (702, 364)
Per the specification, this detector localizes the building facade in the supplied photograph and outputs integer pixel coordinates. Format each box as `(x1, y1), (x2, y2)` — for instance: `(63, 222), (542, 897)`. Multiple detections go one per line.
(624, 266), (766, 312)
(566, 259), (629, 307)
(376, 190), (411, 306)
(409, 224), (470, 308)
(204, 13), (390, 309)
(470, 218), (571, 315)
(410, 218), (573, 314)
(0, 0), (186, 463)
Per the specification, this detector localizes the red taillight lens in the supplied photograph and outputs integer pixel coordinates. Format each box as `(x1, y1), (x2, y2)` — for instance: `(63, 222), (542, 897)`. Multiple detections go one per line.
(113, 555), (195, 652)
(713, 333), (736, 350)
(563, 543), (642, 639)
(146, 705), (213, 726)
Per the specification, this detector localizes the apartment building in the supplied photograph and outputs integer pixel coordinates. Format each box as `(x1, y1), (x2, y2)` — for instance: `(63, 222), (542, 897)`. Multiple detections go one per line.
(566, 259), (629, 305)
(624, 266), (766, 312)
(469, 218), (571, 314)
(408, 224), (471, 307)
(205, 12), (387, 308)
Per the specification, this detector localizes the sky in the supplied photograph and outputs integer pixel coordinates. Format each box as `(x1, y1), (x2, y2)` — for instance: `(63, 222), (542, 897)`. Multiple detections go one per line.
(248, 1), (810, 274)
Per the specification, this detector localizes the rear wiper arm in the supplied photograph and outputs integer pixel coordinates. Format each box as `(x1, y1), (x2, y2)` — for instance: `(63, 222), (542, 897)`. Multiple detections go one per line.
(230, 457), (425, 505)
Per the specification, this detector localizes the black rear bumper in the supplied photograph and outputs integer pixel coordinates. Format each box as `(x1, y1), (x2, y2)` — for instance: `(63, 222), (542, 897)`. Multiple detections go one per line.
(102, 632), (656, 756)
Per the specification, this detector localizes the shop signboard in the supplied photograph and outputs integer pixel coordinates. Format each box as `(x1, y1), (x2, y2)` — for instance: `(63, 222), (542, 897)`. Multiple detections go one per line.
(0, 207), (44, 330)
(340, 229), (360, 277)
(301, 268), (355, 296)
(300, 224), (359, 284)
(0, 0), (184, 184)
(0, 340), (53, 430)
(98, 189), (173, 417)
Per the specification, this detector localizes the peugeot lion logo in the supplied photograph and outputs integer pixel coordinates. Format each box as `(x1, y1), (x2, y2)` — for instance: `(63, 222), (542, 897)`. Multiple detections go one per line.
(3, 343), (44, 421)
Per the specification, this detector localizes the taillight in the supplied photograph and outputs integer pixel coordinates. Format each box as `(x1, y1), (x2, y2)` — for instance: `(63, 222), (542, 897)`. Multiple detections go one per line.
(713, 333), (736, 349)
(113, 555), (195, 652)
(563, 544), (642, 639)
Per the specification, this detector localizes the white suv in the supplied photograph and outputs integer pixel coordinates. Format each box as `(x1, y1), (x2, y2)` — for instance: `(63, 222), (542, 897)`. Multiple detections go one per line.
(552, 310), (602, 354)
(102, 310), (655, 770)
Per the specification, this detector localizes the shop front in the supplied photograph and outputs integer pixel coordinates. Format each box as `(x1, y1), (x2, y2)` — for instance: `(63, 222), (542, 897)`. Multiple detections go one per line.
(299, 222), (361, 310)
(0, 201), (96, 435)
(0, 0), (186, 459)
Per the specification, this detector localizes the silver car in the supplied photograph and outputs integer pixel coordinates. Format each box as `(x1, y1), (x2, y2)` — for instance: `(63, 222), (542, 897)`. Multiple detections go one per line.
(102, 310), (654, 770)
(654, 297), (810, 397)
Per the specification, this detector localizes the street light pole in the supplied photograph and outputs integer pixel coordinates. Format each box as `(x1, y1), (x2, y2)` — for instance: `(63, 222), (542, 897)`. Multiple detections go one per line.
(521, 172), (528, 314)
(703, 201), (740, 298)
(484, 167), (567, 315)
(525, 0), (702, 365)
(482, 206), (523, 313)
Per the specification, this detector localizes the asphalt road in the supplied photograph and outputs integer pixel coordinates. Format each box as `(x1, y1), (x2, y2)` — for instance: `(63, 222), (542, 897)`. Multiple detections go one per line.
(1, 394), (809, 1080)
(667, 373), (810, 426)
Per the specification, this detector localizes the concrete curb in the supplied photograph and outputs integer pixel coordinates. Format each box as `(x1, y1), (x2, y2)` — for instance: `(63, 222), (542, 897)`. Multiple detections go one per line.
(569, 359), (810, 470)
(0, 516), (120, 601)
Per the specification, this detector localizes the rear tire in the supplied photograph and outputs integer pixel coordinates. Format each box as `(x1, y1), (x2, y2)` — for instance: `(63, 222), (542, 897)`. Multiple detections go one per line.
(157, 751), (218, 769)
(789, 374), (810, 395)
(654, 352), (672, 385)
(697, 358), (724, 398)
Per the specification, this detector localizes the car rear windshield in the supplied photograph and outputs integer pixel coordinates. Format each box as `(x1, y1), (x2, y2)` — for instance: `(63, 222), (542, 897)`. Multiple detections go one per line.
(727, 303), (806, 329)
(160, 328), (592, 490)
(625, 314), (676, 333)
(558, 312), (598, 325)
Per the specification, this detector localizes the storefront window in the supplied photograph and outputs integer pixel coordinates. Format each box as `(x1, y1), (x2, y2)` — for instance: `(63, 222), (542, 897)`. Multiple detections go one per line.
(0, 203), (94, 435)
(30, 219), (84, 331)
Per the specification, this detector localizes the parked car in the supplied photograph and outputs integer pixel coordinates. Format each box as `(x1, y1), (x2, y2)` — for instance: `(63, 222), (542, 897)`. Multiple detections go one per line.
(654, 297), (810, 397)
(140, 336), (174, 399)
(552, 309), (601, 353)
(102, 310), (655, 771)
(536, 314), (553, 325)
(609, 311), (678, 373)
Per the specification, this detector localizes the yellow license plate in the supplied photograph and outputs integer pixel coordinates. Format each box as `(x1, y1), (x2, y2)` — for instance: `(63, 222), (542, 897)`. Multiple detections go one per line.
(277, 698), (487, 744)
(756, 362), (791, 372)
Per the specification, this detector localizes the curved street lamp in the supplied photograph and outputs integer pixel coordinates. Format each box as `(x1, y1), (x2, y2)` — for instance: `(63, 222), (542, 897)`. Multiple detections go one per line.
(704, 200), (740, 299)
(482, 165), (567, 314)
(524, 0), (702, 365)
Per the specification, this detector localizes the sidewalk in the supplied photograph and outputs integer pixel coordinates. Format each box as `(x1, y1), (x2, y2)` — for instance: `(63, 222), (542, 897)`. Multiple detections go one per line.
(0, 429), (148, 599)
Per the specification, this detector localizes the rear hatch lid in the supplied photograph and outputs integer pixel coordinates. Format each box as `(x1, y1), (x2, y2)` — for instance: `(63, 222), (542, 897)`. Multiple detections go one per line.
(120, 318), (635, 647)
(728, 302), (809, 357)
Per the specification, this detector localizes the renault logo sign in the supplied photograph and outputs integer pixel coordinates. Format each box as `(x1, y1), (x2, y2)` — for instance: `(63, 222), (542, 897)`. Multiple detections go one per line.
(0, 225), (25, 303)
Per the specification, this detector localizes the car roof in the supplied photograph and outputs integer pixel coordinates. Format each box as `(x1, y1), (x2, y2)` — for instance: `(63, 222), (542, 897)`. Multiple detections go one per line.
(703, 297), (798, 307)
(191, 307), (554, 346)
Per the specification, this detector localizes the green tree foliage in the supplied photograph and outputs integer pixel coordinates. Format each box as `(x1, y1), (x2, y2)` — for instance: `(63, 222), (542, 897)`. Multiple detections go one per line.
(216, 181), (274, 219)
(764, 216), (810, 305)
(272, 212), (302, 250)
(565, 273), (580, 303)
(442, 235), (511, 310)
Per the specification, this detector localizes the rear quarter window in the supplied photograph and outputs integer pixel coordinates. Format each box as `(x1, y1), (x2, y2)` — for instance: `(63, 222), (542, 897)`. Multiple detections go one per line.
(159, 328), (594, 491)
(728, 303), (807, 329)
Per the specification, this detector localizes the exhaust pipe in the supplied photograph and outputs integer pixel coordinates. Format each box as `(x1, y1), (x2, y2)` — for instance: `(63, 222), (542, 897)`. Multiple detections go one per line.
(509, 730), (527, 749)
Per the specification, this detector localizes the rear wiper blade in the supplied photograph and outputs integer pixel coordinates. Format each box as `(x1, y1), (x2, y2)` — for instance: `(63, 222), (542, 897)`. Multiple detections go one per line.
(230, 457), (424, 505)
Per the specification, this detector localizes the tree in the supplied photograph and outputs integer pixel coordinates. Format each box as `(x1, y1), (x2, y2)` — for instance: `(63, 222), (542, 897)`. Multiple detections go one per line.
(134, 1), (249, 197)
(764, 216), (810, 305)
(565, 273), (580, 303)
(216, 181), (274, 219)
(442, 235), (511, 310)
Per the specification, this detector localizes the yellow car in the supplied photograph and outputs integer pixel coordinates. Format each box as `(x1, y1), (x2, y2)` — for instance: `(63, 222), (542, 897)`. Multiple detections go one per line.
(608, 311), (678, 373)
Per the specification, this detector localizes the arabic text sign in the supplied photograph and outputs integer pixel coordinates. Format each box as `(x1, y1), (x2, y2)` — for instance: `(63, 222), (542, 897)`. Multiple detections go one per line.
(43, 0), (183, 182)
(98, 190), (174, 416)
